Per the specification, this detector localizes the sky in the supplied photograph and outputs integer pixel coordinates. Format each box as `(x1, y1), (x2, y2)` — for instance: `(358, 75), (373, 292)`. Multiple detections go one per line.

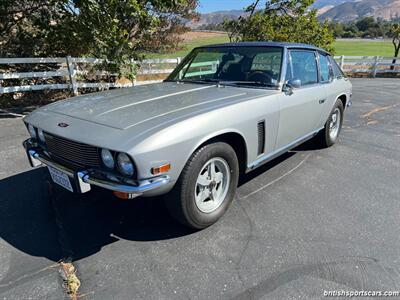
(197, 0), (255, 13)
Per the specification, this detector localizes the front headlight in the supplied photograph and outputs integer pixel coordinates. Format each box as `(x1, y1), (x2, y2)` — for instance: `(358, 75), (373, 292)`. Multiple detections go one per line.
(101, 149), (115, 169)
(37, 129), (46, 143)
(117, 153), (134, 176)
(28, 124), (37, 138)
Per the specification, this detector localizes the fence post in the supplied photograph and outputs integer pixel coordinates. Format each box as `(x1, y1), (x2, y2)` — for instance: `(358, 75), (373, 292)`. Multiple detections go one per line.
(372, 56), (379, 78)
(340, 55), (345, 69)
(66, 56), (78, 96)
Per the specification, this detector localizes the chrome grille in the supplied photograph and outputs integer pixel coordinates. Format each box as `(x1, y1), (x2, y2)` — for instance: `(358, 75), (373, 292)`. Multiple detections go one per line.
(44, 133), (100, 168)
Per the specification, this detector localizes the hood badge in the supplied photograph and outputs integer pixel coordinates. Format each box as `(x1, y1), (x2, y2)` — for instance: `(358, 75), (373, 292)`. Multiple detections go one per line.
(58, 123), (69, 128)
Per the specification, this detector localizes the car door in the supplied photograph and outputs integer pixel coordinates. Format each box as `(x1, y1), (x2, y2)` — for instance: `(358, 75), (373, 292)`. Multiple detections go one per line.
(275, 49), (326, 150)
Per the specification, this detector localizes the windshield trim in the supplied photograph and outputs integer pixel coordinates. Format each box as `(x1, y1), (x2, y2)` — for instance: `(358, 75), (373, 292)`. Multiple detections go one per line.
(166, 46), (285, 89)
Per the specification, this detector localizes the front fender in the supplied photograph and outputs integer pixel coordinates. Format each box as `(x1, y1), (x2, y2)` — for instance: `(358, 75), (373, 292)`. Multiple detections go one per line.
(128, 118), (246, 183)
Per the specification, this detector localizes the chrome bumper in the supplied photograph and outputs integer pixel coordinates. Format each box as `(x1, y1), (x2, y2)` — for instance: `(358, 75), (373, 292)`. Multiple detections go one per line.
(23, 139), (170, 197)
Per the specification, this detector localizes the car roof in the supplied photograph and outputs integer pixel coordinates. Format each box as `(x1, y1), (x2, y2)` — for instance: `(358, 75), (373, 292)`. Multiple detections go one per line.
(197, 41), (330, 55)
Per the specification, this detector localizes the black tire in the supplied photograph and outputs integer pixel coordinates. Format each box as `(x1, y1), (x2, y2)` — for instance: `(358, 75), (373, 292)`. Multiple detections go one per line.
(315, 99), (344, 148)
(164, 142), (239, 229)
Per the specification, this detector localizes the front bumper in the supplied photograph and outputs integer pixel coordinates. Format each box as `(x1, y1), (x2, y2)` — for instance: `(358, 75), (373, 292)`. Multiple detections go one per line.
(23, 139), (170, 198)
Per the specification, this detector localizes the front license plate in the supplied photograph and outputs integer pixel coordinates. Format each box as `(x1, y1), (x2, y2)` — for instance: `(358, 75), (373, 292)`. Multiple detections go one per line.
(48, 166), (74, 192)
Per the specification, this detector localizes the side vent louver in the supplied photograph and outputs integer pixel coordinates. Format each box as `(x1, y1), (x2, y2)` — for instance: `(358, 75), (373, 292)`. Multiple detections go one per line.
(257, 120), (266, 155)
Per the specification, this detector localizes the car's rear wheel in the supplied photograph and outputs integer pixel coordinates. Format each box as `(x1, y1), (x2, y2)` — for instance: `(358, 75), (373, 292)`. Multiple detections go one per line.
(165, 142), (239, 229)
(316, 99), (344, 147)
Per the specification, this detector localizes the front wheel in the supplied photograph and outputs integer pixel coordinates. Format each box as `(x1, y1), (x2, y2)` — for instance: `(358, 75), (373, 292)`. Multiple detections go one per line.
(316, 99), (344, 148)
(165, 142), (239, 229)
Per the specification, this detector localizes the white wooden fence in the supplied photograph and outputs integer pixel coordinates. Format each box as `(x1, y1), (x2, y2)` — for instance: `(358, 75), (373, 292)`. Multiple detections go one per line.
(0, 56), (181, 95)
(0, 55), (399, 95)
(334, 56), (400, 76)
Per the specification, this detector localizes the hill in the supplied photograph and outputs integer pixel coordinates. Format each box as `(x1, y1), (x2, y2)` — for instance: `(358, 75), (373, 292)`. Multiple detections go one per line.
(188, 0), (400, 28)
(187, 10), (243, 28)
(319, 0), (400, 21)
(313, 0), (355, 9)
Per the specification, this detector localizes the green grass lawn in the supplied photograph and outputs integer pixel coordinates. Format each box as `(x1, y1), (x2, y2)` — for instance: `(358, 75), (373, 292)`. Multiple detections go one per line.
(145, 35), (396, 59)
(333, 40), (394, 57)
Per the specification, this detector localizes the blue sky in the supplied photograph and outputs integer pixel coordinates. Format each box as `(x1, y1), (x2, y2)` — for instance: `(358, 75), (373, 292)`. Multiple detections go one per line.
(198, 0), (254, 13)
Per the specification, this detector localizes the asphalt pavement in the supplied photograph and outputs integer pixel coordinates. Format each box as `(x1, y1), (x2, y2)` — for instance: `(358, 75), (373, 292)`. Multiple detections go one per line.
(0, 78), (399, 299)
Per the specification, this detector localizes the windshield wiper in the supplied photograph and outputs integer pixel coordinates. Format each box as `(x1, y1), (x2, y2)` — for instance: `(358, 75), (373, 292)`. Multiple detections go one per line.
(179, 79), (220, 84)
(220, 81), (277, 88)
(174, 79), (277, 89)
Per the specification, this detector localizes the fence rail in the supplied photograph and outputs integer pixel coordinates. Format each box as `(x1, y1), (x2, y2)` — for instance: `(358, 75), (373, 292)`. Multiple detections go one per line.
(334, 55), (400, 76)
(1, 55), (399, 95)
(0, 56), (182, 95)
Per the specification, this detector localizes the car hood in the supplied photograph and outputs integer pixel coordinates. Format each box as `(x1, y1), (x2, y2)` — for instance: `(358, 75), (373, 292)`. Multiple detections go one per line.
(40, 82), (274, 130)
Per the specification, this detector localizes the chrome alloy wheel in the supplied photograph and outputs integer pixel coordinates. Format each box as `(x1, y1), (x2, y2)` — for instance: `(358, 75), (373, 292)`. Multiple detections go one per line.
(329, 108), (341, 140)
(194, 157), (231, 213)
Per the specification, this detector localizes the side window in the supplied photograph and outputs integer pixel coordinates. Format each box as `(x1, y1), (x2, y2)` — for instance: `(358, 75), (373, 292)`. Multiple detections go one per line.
(289, 50), (318, 85)
(319, 54), (332, 83)
(330, 57), (346, 79)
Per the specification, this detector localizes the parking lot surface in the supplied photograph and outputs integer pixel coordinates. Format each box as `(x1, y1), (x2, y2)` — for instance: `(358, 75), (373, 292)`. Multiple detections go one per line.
(0, 78), (399, 299)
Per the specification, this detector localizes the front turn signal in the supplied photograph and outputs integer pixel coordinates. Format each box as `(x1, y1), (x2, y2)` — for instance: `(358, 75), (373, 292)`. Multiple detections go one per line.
(151, 163), (171, 175)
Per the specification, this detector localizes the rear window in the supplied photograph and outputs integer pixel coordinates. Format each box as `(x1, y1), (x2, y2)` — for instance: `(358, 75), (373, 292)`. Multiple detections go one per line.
(330, 57), (346, 79)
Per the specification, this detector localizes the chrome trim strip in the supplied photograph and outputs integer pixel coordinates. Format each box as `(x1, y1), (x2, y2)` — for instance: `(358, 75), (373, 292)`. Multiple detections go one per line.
(24, 139), (170, 195)
(247, 129), (322, 171)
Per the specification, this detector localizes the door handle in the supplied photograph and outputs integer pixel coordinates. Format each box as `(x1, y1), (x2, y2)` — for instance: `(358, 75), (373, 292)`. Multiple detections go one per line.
(319, 99), (326, 104)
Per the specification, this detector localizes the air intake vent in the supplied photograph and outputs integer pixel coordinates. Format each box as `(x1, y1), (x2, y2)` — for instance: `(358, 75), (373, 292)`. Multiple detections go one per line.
(257, 120), (265, 155)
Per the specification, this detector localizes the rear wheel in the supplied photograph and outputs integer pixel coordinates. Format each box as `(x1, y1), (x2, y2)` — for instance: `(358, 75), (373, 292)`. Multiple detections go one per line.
(316, 99), (344, 147)
(165, 142), (239, 229)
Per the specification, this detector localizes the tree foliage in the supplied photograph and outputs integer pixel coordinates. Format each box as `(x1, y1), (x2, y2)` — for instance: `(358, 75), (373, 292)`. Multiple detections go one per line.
(326, 17), (398, 39)
(389, 23), (400, 69)
(223, 0), (334, 53)
(0, 0), (198, 78)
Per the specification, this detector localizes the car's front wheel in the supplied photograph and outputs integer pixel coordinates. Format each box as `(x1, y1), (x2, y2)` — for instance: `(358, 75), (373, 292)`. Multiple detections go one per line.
(316, 99), (344, 147)
(165, 142), (239, 229)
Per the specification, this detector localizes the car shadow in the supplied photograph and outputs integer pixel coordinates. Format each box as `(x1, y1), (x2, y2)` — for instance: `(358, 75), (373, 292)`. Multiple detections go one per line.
(0, 147), (310, 262)
(238, 137), (322, 186)
(0, 168), (195, 262)
(239, 152), (295, 186)
(292, 136), (327, 151)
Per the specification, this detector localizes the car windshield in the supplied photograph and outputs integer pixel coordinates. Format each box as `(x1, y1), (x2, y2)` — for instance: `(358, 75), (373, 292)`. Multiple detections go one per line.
(167, 46), (283, 88)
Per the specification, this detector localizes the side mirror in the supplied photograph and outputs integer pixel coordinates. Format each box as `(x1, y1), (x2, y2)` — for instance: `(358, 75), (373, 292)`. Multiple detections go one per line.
(287, 79), (301, 89)
(283, 79), (301, 95)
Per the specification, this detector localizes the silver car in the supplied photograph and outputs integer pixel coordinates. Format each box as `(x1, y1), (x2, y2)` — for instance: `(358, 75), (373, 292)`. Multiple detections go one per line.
(23, 42), (352, 229)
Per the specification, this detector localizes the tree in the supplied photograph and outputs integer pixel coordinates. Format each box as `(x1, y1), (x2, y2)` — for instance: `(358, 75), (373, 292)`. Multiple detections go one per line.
(327, 21), (344, 38)
(222, 0), (334, 53)
(0, 0), (198, 78)
(389, 24), (400, 70)
(355, 17), (377, 32)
